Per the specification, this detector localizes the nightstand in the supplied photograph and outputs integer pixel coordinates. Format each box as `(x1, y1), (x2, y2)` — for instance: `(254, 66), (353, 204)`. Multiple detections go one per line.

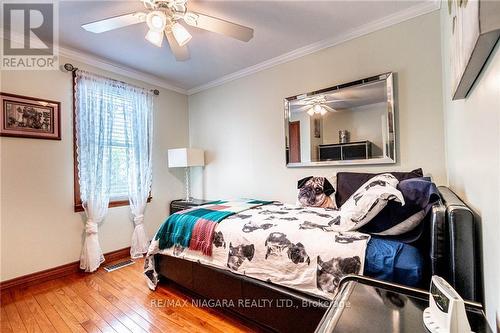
(315, 275), (491, 333)
(170, 199), (213, 215)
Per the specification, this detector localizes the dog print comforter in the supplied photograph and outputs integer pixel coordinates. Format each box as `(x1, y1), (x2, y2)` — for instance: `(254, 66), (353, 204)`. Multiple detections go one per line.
(144, 203), (370, 299)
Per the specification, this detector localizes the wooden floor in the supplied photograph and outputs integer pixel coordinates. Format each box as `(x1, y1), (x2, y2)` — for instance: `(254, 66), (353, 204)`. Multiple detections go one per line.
(0, 259), (260, 333)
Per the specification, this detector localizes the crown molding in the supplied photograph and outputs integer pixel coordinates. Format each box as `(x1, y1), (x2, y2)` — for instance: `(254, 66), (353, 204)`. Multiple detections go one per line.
(2, 1), (440, 96)
(187, 0), (441, 95)
(2, 30), (187, 95)
(58, 46), (188, 94)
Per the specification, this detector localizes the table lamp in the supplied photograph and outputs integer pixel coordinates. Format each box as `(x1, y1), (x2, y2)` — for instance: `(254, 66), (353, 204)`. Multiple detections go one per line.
(168, 148), (205, 202)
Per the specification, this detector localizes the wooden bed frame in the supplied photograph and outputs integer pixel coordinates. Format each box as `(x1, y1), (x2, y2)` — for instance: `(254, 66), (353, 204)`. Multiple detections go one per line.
(154, 186), (481, 332)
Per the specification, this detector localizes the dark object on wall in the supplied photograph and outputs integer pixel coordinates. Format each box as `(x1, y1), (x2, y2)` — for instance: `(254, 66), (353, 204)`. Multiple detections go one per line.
(155, 186), (481, 332)
(319, 141), (372, 162)
(0, 93), (61, 140)
(338, 130), (349, 143)
(288, 121), (301, 163)
(449, 0), (500, 99)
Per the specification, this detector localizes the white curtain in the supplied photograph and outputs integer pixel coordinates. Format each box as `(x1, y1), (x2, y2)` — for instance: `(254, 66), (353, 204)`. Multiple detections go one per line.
(124, 85), (153, 259)
(76, 69), (154, 269)
(75, 70), (116, 272)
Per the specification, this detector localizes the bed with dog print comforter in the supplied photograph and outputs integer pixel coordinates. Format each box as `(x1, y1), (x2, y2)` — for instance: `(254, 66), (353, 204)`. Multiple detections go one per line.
(144, 202), (370, 299)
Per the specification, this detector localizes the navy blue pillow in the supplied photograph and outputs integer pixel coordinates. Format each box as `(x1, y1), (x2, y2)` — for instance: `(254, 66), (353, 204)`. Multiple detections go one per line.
(336, 169), (423, 207)
(359, 177), (440, 241)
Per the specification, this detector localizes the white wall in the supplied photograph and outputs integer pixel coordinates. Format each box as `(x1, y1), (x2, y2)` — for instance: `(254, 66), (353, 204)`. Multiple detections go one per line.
(188, 11), (446, 203)
(440, 6), (500, 326)
(0, 57), (189, 281)
(322, 102), (387, 157)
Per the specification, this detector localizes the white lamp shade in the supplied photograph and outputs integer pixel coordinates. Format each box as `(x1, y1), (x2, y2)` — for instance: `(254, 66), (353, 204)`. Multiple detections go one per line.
(168, 148), (204, 168)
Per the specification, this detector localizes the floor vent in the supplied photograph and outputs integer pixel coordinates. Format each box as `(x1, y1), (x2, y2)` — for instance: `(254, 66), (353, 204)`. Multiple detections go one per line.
(104, 259), (134, 272)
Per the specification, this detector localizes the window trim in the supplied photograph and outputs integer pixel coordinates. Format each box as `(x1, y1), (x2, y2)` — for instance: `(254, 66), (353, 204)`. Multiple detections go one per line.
(72, 71), (151, 213)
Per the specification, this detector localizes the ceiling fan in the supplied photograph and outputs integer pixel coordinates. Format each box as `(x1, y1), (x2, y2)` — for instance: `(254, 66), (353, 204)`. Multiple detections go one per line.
(81, 0), (254, 61)
(293, 96), (353, 116)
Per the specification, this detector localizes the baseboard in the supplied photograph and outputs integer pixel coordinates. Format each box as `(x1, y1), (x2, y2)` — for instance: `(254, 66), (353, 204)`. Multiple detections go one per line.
(0, 247), (131, 292)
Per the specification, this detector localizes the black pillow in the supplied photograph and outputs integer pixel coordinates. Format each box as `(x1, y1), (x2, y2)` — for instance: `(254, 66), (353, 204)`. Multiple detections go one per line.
(335, 168), (423, 207)
(359, 177), (440, 242)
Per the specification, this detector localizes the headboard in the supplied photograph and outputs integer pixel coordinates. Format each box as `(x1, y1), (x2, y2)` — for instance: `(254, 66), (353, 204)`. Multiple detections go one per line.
(427, 186), (480, 302)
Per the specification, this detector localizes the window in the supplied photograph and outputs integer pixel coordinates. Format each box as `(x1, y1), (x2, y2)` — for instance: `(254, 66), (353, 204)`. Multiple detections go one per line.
(72, 73), (151, 212)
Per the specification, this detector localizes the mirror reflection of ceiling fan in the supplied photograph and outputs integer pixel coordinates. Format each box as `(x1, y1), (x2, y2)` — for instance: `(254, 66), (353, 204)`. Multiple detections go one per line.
(294, 95), (354, 116)
(81, 0), (254, 61)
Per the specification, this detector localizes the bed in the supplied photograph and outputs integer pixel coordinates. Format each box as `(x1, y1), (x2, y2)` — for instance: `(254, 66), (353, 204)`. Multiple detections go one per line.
(147, 186), (480, 332)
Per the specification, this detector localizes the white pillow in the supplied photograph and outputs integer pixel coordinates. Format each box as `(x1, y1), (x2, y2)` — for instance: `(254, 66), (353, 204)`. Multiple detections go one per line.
(340, 174), (405, 231)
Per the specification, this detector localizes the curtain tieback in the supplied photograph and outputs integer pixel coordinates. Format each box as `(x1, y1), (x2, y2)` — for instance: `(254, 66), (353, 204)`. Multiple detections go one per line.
(133, 215), (144, 226)
(85, 219), (99, 234)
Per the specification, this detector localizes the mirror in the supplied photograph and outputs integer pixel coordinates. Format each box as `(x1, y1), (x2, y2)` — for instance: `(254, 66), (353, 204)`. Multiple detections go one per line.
(285, 72), (396, 167)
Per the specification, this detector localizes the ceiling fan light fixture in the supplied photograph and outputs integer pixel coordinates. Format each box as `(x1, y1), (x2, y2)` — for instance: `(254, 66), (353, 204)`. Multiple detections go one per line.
(145, 29), (164, 47)
(146, 11), (167, 31)
(171, 22), (192, 46)
(313, 104), (322, 114)
(307, 108), (315, 116)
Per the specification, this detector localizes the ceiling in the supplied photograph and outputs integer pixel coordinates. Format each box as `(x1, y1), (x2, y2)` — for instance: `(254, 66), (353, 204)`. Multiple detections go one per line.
(54, 1), (435, 92)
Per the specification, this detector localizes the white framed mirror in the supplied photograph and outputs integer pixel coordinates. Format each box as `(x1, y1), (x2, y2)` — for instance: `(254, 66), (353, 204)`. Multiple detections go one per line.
(284, 72), (396, 167)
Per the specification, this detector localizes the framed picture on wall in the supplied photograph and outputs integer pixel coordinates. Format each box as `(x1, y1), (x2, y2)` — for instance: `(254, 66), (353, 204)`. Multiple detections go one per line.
(314, 118), (321, 138)
(0, 93), (61, 140)
(448, 0), (500, 99)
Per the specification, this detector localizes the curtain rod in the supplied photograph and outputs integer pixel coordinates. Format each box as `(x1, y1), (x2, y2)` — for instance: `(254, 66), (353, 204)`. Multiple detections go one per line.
(63, 63), (160, 96)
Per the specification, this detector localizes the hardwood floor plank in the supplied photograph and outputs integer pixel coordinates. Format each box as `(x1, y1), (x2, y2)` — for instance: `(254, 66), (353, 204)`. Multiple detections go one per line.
(112, 265), (252, 333)
(66, 281), (131, 333)
(11, 289), (43, 333)
(107, 268), (215, 332)
(53, 288), (90, 323)
(76, 278), (147, 333)
(77, 275), (159, 333)
(69, 277), (144, 333)
(2, 259), (257, 333)
(24, 293), (58, 333)
(32, 292), (74, 333)
(1, 306), (14, 333)
(3, 293), (28, 333)
(43, 291), (87, 333)
(117, 264), (252, 331)
(60, 285), (116, 333)
(80, 320), (103, 333)
(92, 273), (188, 333)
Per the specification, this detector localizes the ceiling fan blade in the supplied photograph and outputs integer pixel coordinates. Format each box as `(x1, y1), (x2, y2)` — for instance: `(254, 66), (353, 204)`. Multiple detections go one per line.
(165, 31), (190, 61)
(323, 105), (337, 112)
(294, 105), (308, 111)
(82, 12), (146, 33)
(184, 12), (253, 42)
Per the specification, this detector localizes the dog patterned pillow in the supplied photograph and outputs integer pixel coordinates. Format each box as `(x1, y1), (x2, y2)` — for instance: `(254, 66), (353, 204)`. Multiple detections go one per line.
(341, 173), (405, 231)
(297, 176), (337, 209)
